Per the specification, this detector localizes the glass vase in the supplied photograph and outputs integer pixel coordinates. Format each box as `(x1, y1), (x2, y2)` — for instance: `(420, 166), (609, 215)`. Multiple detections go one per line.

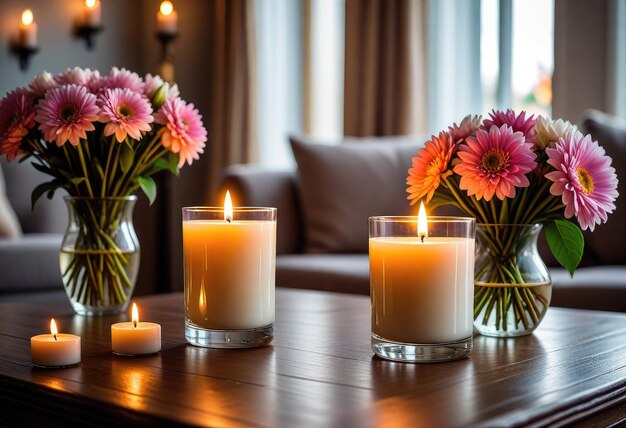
(473, 224), (551, 337)
(60, 196), (140, 316)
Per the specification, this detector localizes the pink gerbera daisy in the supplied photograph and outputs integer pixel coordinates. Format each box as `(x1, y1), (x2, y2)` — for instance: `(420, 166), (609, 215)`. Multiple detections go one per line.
(55, 67), (100, 87)
(0, 89), (36, 161)
(35, 84), (99, 147)
(448, 114), (481, 142)
(407, 131), (456, 204)
(483, 109), (537, 144)
(154, 98), (207, 168)
(103, 67), (145, 93)
(545, 133), (618, 231)
(454, 124), (537, 201)
(29, 71), (59, 98)
(99, 88), (154, 142)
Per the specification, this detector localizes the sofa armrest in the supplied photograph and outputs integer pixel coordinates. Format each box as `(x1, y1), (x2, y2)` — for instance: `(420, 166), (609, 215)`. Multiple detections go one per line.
(218, 165), (302, 255)
(0, 234), (63, 293)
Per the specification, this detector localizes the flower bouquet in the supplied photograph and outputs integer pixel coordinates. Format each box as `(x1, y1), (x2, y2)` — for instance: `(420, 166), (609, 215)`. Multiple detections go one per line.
(0, 67), (207, 314)
(407, 110), (618, 336)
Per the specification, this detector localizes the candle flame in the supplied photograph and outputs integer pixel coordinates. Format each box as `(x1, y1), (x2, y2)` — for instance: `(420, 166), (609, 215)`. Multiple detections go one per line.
(85, 0), (97, 9)
(132, 302), (139, 328)
(160, 1), (174, 16)
(224, 190), (233, 223)
(198, 284), (207, 317)
(418, 201), (428, 242)
(50, 318), (58, 340)
(21, 9), (34, 26)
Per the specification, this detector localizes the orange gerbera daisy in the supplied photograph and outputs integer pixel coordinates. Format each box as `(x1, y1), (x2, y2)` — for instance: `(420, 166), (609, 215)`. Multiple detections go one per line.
(407, 131), (456, 205)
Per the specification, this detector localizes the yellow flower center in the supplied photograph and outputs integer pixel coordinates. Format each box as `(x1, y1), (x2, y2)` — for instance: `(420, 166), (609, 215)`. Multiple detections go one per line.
(117, 104), (135, 120)
(480, 149), (508, 174)
(577, 167), (594, 194)
(60, 104), (78, 122)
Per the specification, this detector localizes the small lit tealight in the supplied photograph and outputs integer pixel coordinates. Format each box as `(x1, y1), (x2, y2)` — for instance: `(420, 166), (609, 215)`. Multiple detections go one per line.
(31, 319), (81, 368)
(111, 303), (161, 356)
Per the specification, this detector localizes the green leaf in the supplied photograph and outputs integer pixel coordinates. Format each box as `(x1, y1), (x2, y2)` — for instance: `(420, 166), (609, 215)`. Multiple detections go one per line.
(31, 182), (60, 210)
(70, 177), (87, 185)
(136, 176), (157, 205)
(94, 160), (105, 180)
(544, 219), (584, 277)
(150, 155), (180, 176)
(30, 162), (56, 177)
(120, 143), (135, 173)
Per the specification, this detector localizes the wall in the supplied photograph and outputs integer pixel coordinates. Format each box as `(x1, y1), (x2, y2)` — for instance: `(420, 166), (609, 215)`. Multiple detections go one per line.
(141, 0), (214, 293)
(552, 0), (616, 122)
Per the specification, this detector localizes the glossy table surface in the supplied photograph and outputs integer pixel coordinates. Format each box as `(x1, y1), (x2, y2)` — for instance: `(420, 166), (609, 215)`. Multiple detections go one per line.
(0, 289), (625, 427)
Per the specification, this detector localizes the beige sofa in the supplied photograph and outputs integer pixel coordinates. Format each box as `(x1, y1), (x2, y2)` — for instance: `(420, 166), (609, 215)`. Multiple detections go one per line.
(220, 111), (626, 312)
(0, 157), (65, 301)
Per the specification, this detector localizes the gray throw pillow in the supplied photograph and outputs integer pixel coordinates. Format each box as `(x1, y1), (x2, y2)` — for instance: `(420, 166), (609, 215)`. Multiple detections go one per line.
(290, 135), (421, 253)
(0, 163), (22, 238)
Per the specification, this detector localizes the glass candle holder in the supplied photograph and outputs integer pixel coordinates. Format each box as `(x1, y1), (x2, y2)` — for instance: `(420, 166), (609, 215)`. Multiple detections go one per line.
(369, 216), (475, 363)
(182, 206), (277, 348)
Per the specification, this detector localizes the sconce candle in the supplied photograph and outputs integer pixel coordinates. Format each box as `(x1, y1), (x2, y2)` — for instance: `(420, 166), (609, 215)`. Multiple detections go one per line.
(19, 9), (37, 48)
(157, 1), (178, 34)
(84, 0), (102, 26)
(182, 192), (276, 348)
(111, 303), (161, 356)
(31, 319), (81, 368)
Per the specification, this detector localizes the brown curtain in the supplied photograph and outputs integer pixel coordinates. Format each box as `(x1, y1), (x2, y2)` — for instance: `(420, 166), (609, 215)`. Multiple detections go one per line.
(206, 0), (258, 199)
(344, 0), (427, 137)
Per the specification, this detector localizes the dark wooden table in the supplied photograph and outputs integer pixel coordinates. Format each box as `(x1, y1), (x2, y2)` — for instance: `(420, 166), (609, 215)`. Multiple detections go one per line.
(1, 289), (625, 427)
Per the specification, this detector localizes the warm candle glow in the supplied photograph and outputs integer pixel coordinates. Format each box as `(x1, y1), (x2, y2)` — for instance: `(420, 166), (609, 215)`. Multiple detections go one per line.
(224, 190), (233, 223)
(160, 1), (174, 16)
(418, 202), (428, 241)
(21, 9), (34, 26)
(85, 0), (97, 9)
(132, 303), (139, 328)
(198, 285), (207, 317)
(50, 319), (58, 336)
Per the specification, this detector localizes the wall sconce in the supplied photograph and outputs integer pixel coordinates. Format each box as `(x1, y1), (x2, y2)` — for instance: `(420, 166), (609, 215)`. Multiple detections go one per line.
(11, 8), (39, 71)
(74, 0), (103, 50)
(155, 1), (178, 83)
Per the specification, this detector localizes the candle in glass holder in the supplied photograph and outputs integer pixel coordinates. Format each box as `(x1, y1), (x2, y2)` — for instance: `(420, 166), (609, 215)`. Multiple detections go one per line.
(31, 319), (81, 368)
(369, 203), (475, 363)
(182, 191), (276, 348)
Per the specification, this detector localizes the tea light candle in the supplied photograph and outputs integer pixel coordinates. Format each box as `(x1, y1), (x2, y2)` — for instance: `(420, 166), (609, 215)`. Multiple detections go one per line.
(111, 303), (161, 356)
(84, 0), (102, 26)
(157, 1), (178, 34)
(31, 319), (81, 368)
(19, 9), (38, 48)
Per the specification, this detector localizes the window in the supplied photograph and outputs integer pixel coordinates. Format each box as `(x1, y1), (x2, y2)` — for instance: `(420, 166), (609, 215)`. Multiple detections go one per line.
(481, 0), (554, 118)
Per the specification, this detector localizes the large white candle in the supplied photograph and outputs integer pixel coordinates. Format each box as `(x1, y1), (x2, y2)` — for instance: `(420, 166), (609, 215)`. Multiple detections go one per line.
(370, 204), (474, 344)
(111, 303), (161, 355)
(183, 192), (276, 330)
(31, 319), (81, 367)
(19, 9), (37, 48)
